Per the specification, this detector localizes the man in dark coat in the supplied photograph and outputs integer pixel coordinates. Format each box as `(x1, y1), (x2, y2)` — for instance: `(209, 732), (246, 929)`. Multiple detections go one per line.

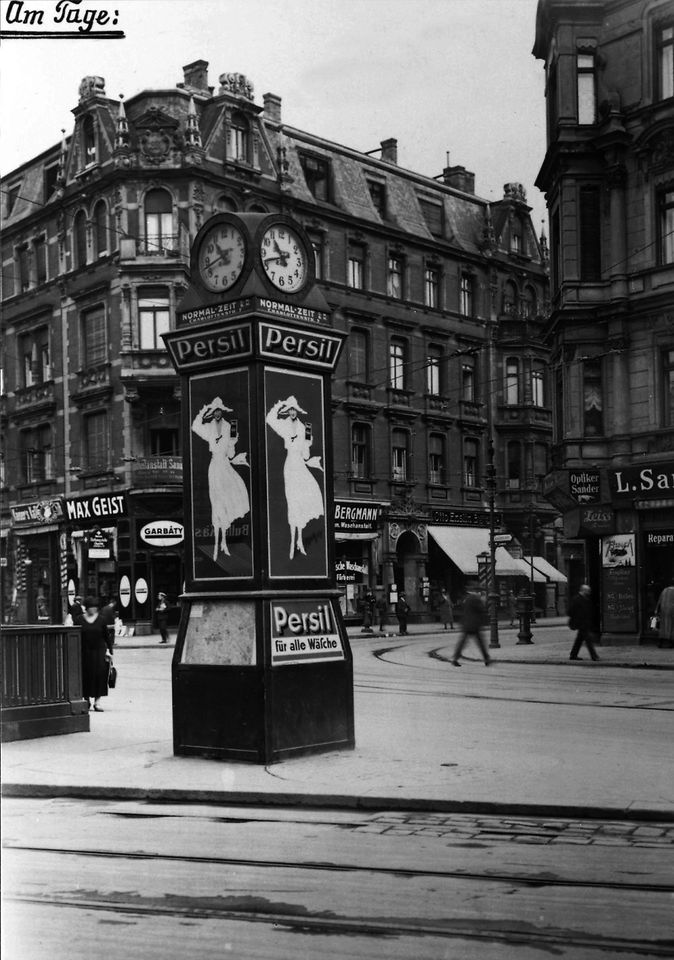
(395, 593), (410, 635)
(568, 584), (600, 661)
(452, 590), (491, 666)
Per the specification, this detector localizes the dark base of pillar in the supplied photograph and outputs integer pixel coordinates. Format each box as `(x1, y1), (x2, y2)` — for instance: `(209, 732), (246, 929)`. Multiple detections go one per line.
(2, 700), (90, 742)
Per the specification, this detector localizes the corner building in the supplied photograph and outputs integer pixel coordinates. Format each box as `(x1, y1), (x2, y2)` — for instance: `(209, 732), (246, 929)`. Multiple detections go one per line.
(534, 0), (674, 641)
(1, 62), (555, 631)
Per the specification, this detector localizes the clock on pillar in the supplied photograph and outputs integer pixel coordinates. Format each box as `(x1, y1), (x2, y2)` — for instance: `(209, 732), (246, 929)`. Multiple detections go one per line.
(164, 211), (354, 765)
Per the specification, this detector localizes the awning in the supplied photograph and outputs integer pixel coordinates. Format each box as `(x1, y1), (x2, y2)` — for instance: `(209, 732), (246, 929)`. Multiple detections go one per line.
(427, 526), (529, 577)
(511, 557), (547, 582)
(524, 555), (567, 583)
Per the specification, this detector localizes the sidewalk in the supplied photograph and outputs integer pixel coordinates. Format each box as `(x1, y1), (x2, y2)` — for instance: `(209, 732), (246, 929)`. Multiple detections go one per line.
(2, 617), (673, 820)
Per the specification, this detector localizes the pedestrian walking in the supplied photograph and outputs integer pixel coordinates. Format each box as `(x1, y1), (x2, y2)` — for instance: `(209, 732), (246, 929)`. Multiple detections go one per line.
(654, 581), (674, 649)
(376, 591), (389, 633)
(395, 592), (410, 635)
(77, 596), (114, 711)
(507, 589), (517, 627)
(452, 590), (491, 666)
(156, 592), (170, 644)
(437, 589), (454, 629)
(360, 590), (375, 632)
(567, 584), (600, 660)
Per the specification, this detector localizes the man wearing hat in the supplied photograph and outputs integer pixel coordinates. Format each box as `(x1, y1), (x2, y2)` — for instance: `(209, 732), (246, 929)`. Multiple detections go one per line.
(156, 592), (170, 644)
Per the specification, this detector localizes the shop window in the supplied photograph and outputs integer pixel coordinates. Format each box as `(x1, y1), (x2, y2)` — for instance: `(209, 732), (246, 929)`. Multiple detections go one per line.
(663, 348), (674, 425)
(389, 338), (406, 390)
(139, 287), (170, 350)
(74, 209), (88, 268)
(426, 345), (442, 396)
(463, 438), (479, 487)
(506, 441), (521, 489)
(351, 423), (370, 478)
(84, 410), (109, 471)
(144, 188), (174, 254)
(82, 306), (107, 367)
(460, 274), (473, 316)
(583, 359), (604, 437)
(656, 23), (674, 101)
(349, 329), (369, 381)
(658, 186), (674, 265)
(577, 53), (596, 124)
(428, 433), (445, 485)
(22, 424), (53, 482)
(532, 362), (546, 407)
(391, 429), (409, 481)
(93, 200), (108, 257)
(424, 265), (439, 308)
(580, 186), (601, 280)
(300, 153), (331, 202)
(347, 243), (365, 289)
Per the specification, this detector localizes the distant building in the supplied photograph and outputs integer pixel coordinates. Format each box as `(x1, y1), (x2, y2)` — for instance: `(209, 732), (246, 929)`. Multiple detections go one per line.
(534, 0), (674, 640)
(1, 62), (555, 630)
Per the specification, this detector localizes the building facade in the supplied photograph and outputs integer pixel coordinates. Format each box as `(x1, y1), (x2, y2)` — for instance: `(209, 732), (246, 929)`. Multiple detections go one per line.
(534, 0), (674, 640)
(1, 62), (556, 630)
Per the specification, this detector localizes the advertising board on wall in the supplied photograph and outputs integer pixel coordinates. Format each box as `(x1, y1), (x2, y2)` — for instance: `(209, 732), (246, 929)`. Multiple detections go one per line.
(601, 533), (637, 632)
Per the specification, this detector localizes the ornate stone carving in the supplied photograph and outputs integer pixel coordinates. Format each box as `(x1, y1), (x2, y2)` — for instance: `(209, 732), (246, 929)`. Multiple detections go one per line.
(79, 76), (105, 102)
(650, 130), (674, 172)
(218, 73), (254, 99)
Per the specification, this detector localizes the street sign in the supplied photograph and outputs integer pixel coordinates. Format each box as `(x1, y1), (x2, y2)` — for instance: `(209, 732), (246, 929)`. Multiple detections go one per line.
(494, 534), (512, 543)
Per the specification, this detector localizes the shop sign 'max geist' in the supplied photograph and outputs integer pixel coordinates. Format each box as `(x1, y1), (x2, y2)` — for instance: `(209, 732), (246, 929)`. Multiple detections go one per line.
(163, 212), (354, 764)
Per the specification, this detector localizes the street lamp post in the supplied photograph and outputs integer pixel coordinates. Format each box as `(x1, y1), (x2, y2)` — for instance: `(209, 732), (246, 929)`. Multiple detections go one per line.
(486, 439), (500, 649)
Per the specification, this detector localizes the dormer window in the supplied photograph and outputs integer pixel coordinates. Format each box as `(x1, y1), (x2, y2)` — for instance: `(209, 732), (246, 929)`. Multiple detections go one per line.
(367, 179), (386, 217)
(83, 116), (97, 165)
(229, 111), (249, 163)
(300, 153), (330, 202)
(511, 229), (522, 254)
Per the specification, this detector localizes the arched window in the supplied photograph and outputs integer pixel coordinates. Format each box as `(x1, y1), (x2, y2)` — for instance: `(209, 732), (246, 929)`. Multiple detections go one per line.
(216, 194), (237, 212)
(74, 209), (87, 267)
(93, 200), (108, 257)
(144, 189), (173, 254)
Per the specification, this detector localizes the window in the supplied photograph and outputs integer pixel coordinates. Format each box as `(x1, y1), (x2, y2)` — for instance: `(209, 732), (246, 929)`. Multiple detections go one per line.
(657, 24), (674, 100)
(84, 411), (108, 471)
(82, 116), (97, 165)
(462, 361), (475, 402)
(34, 237), (47, 284)
(347, 243), (365, 289)
(22, 425), (52, 483)
(503, 280), (517, 315)
(551, 208), (561, 292)
(418, 198), (444, 237)
(424, 266), (439, 308)
(663, 349), (674, 425)
(74, 210), (87, 268)
(577, 53), (596, 124)
(392, 429), (408, 481)
(230, 111), (249, 162)
(506, 441), (521, 489)
(349, 329), (368, 381)
(511, 228), (522, 254)
(309, 234), (324, 280)
(82, 306), (107, 367)
(93, 201), (108, 256)
(144, 189), (173, 254)
(20, 329), (50, 387)
(460, 274), (473, 316)
(389, 339), (406, 390)
(523, 286), (537, 318)
(300, 154), (330, 201)
(216, 194), (237, 212)
(367, 180), (386, 217)
(387, 255), (403, 299)
(532, 362), (546, 407)
(44, 163), (60, 202)
(505, 357), (520, 405)
(463, 438), (479, 487)
(579, 186), (601, 280)
(583, 359), (603, 436)
(533, 442), (548, 482)
(150, 427), (179, 456)
(351, 423), (370, 478)
(426, 346), (442, 396)
(17, 245), (30, 292)
(139, 287), (170, 350)
(659, 187), (674, 265)
(6, 181), (21, 217)
(428, 434), (445, 485)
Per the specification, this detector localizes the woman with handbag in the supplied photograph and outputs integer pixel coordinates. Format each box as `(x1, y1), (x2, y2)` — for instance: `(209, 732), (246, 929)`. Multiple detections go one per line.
(76, 597), (114, 712)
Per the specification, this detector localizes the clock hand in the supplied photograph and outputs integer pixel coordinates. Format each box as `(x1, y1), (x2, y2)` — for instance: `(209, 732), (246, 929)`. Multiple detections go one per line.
(214, 241), (232, 265)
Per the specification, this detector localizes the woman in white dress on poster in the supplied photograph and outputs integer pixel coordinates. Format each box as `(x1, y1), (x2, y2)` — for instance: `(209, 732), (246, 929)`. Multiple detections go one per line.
(192, 398), (249, 559)
(266, 396), (324, 559)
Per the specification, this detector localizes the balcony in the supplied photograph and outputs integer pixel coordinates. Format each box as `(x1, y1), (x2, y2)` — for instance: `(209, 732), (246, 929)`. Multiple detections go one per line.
(13, 381), (56, 417)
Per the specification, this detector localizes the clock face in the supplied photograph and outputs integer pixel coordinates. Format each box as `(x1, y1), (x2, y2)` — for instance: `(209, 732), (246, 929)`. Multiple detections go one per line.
(198, 223), (246, 292)
(260, 224), (308, 292)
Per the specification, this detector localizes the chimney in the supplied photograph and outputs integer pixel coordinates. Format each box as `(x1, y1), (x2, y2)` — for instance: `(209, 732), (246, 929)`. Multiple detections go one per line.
(443, 164), (475, 194)
(380, 138), (398, 164)
(263, 92), (282, 124)
(181, 60), (210, 93)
